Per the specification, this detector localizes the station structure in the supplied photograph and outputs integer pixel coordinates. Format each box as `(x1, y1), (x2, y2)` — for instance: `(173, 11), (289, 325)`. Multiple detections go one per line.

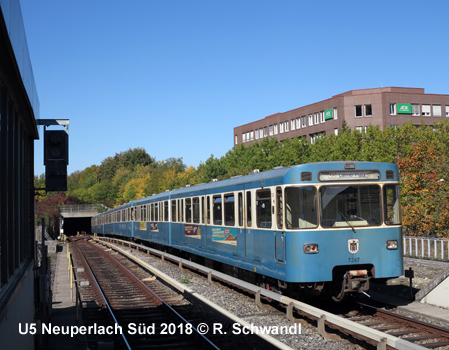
(0, 1), (40, 348)
(234, 87), (449, 146)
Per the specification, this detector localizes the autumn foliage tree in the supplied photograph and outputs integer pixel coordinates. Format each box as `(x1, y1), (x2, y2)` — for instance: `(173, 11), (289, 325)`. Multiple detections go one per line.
(36, 121), (449, 238)
(398, 142), (449, 237)
(36, 193), (82, 238)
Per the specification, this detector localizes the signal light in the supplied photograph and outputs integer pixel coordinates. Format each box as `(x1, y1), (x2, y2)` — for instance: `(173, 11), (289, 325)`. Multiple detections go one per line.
(386, 240), (398, 250)
(303, 243), (319, 254)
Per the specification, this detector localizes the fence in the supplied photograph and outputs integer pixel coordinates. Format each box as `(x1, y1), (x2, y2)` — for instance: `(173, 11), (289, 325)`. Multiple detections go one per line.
(59, 204), (109, 214)
(403, 236), (449, 261)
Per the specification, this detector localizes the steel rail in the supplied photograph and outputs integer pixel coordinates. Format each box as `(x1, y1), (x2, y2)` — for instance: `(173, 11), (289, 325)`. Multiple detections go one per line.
(358, 303), (449, 347)
(75, 239), (220, 350)
(71, 241), (132, 350)
(99, 237), (429, 350)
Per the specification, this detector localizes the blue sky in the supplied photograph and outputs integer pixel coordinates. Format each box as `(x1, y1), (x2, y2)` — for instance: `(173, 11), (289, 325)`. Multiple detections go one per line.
(20, 0), (449, 176)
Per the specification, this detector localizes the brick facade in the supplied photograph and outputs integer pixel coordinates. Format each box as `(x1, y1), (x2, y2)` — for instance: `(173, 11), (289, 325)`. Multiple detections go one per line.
(234, 87), (449, 146)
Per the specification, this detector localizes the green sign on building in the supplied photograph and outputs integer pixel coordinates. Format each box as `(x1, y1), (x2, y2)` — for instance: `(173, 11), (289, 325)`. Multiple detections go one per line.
(324, 108), (333, 120)
(397, 103), (412, 114)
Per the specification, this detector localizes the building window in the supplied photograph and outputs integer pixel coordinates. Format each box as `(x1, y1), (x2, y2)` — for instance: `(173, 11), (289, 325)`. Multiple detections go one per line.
(422, 104), (430, 116)
(446, 106), (449, 117)
(255, 129), (259, 139)
(269, 125), (273, 136)
(334, 107), (338, 120)
(310, 133), (316, 144)
(246, 132), (250, 141)
(264, 127), (268, 137)
(296, 117), (301, 129)
(302, 116), (307, 128)
(320, 111), (325, 123)
(291, 119), (295, 131)
(235, 135), (238, 144)
(308, 114), (313, 126)
(355, 105), (363, 117)
(274, 124), (278, 135)
(285, 121), (289, 132)
(242, 133), (246, 142)
(313, 112), (319, 124)
(412, 104), (420, 116)
(365, 104), (372, 116)
(250, 130), (254, 140)
(334, 128), (338, 135)
(433, 105), (441, 117)
(280, 122), (284, 133)
(390, 103), (396, 115)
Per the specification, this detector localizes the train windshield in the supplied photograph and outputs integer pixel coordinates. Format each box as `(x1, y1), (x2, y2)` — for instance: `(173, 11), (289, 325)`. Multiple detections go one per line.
(320, 185), (382, 228)
(285, 186), (318, 229)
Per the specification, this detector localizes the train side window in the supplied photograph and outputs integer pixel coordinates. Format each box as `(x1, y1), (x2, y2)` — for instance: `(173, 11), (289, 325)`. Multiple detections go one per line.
(384, 184), (401, 225)
(238, 192), (243, 227)
(171, 200), (177, 222)
(155, 203), (159, 221)
(207, 196), (211, 224)
(285, 186), (318, 229)
(181, 199), (184, 222)
(136, 206), (140, 221)
(224, 193), (235, 226)
(213, 195), (222, 225)
(185, 198), (192, 223)
(276, 187), (283, 229)
(246, 192), (252, 227)
(164, 200), (169, 222)
(201, 197), (205, 224)
(256, 189), (272, 228)
(193, 197), (200, 223)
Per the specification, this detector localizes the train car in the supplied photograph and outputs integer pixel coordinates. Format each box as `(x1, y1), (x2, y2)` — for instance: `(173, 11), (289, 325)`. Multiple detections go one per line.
(92, 161), (403, 300)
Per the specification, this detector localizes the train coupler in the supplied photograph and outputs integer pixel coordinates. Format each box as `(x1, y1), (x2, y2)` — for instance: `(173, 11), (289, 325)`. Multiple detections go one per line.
(332, 269), (369, 302)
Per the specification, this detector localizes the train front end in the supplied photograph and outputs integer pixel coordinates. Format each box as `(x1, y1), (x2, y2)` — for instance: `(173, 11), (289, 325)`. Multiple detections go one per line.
(284, 162), (403, 300)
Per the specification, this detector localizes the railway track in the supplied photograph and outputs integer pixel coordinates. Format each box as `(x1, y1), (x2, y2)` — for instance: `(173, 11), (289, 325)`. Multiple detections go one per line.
(69, 237), (279, 349)
(343, 303), (449, 349)
(95, 236), (449, 350)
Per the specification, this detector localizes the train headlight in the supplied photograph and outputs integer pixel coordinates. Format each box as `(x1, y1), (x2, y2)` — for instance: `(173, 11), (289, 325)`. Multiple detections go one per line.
(386, 240), (398, 250)
(303, 243), (319, 254)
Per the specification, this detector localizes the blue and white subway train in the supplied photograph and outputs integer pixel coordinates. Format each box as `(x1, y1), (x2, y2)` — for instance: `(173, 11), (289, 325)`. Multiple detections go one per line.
(92, 161), (403, 300)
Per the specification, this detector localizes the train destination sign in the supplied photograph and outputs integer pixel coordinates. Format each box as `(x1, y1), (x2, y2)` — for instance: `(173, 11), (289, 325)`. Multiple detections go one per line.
(319, 170), (380, 181)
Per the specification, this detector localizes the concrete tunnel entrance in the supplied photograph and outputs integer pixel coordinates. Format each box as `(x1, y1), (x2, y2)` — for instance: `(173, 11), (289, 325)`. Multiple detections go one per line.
(60, 204), (106, 237)
(62, 217), (92, 236)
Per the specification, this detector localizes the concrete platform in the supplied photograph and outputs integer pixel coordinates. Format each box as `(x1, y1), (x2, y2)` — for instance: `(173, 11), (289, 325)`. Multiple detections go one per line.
(46, 243), (88, 349)
(370, 289), (449, 328)
(415, 267), (449, 309)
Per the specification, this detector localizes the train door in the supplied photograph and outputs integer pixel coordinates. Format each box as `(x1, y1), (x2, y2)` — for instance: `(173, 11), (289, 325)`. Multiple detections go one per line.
(237, 189), (255, 260)
(203, 193), (212, 250)
(246, 190), (256, 260)
(275, 187), (285, 263)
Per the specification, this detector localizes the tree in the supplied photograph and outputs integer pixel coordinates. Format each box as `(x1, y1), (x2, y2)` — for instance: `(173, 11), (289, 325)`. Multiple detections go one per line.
(36, 193), (82, 238)
(397, 142), (449, 237)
